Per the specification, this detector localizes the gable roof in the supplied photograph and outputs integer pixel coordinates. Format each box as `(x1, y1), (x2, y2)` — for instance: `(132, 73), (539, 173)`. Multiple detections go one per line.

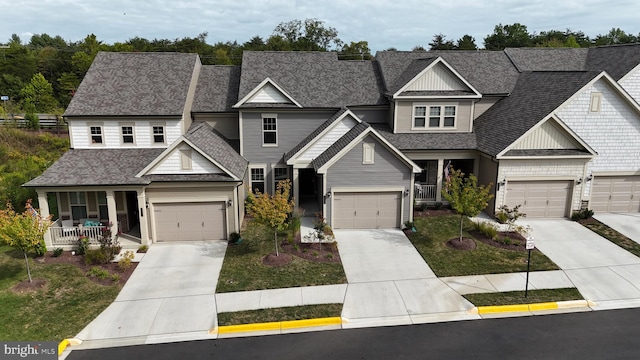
(237, 51), (386, 108)
(192, 65), (241, 112)
(376, 50), (520, 95)
(392, 57), (481, 98)
(65, 52), (200, 117)
(234, 77), (302, 108)
(585, 43), (640, 80)
(475, 71), (601, 156)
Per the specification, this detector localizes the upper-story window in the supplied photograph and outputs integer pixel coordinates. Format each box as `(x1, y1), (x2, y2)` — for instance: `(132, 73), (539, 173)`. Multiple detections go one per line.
(262, 114), (277, 146)
(250, 167), (265, 193)
(152, 125), (165, 144)
(90, 126), (103, 144)
(121, 125), (134, 144)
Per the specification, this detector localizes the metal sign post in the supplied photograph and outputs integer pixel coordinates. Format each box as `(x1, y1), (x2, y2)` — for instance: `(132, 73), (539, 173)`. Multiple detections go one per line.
(525, 237), (535, 298)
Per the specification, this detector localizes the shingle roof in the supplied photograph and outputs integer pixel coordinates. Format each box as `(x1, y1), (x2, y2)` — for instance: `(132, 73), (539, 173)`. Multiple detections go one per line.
(474, 71), (600, 156)
(65, 52), (199, 117)
(371, 124), (477, 151)
(504, 48), (589, 72)
(283, 108), (349, 161)
(24, 149), (164, 187)
(238, 52), (386, 107)
(586, 44), (640, 80)
(312, 122), (371, 170)
(184, 122), (247, 179)
(192, 65), (241, 112)
(376, 50), (520, 95)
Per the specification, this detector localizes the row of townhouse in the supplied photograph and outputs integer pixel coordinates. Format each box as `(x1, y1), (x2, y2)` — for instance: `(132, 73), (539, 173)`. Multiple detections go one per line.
(25, 44), (640, 246)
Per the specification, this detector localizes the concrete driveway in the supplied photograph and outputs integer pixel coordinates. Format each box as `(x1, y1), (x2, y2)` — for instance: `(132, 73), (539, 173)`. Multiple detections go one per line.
(523, 219), (640, 308)
(75, 241), (227, 348)
(335, 229), (477, 328)
(594, 212), (640, 244)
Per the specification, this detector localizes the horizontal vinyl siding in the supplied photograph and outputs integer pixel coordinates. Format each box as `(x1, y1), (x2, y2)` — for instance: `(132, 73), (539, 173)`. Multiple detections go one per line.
(193, 114), (239, 139)
(69, 118), (183, 148)
(242, 111), (334, 163)
(325, 135), (412, 224)
(395, 100), (472, 133)
(149, 147), (223, 175)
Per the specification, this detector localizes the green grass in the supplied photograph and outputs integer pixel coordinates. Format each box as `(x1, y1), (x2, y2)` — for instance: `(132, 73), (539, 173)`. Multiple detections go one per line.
(581, 219), (640, 257)
(409, 215), (559, 277)
(216, 221), (346, 293)
(0, 245), (121, 341)
(217, 304), (343, 326)
(464, 288), (584, 306)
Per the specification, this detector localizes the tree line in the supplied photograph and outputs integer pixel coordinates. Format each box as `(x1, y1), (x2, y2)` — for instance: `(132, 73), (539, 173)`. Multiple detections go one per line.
(1, 19), (638, 115)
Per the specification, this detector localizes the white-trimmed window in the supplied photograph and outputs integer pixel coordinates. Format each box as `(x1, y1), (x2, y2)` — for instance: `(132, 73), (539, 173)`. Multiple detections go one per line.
(121, 125), (135, 144)
(90, 126), (103, 144)
(262, 114), (277, 146)
(180, 149), (192, 170)
(250, 167), (266, 193)
(414, 106), (427, 127)
(428, 105), (456, 128)
(69, 192), (87, 221)
(152, 125), (165, 144)
(363, 143), (375, 164)
(273, 167), (289, 190)
(590, 92), (602, 112)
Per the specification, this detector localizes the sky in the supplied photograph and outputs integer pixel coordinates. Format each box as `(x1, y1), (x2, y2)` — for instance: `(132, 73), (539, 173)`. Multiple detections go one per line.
(1, 0), (639, 52)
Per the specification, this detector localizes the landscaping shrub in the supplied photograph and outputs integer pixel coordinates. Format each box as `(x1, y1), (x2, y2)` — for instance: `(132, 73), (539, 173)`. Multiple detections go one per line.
(495, 204), (526, 232)
(117, 250), (134, 272)
(87, 266), (110, 279)
(84, 249), (109, 265)
(137, 245), (148, 253)
(473, 221), (498, 240)
(571, 208), (594, 221)
(76, 236), (89, 255)
(52, 247), (63, 257)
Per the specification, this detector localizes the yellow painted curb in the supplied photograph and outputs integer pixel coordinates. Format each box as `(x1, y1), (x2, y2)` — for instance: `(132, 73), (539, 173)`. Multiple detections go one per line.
(528, 302), (559, 311)
(477, 299), (591, 314)
(217, 317), (343, 334)
(478, 304), (529, 314)
(58, 339), (70, 355)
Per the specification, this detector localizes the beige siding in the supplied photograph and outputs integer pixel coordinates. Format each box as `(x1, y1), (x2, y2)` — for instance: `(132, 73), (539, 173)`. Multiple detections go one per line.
(181, 57), (202, 134)
(192, 114), (239, 140)
(406, 63), (467, 91)
(473, 97), (501, 119)
(512, 120), (581, 150)
(395, 100), (472, 133)
(478, 155), (498, 216)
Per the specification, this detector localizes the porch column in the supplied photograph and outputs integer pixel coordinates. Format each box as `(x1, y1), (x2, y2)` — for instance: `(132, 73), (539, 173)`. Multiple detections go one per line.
(293, 168), (300, 209)
(137, 190), (150, 245)
(105, 190), (118, 240)
(435, 159), (444, 202)
(36, 190), (52, 249)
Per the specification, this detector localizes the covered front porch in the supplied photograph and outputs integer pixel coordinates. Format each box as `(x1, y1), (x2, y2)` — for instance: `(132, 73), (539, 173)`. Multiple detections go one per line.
(37, 188), (150, 249)
(413, 157), (476, 204)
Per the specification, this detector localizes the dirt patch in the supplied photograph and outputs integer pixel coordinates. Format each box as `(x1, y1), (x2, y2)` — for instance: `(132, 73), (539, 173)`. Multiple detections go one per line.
(262, 253), (293, 266)
(280, 232), (342, 264)
(414, 208), (456, 217)
(446, 237), (477, 250)
(10, 278), (48, 294)
(470, 230), (528, 251)
(36, 251), (137, 286)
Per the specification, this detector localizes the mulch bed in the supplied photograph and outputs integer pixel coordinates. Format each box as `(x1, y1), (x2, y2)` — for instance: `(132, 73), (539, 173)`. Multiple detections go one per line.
(34, 251), (137, 286)
(469, 230), (528, 251)
(445, 237), (477, 250)
(262, 253), (293, 266)
(279, 232), (342, 265)
(10, 278), (48, 294)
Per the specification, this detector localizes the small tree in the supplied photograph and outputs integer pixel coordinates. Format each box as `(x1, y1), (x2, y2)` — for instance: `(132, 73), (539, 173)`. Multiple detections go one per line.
(247, 179), (294, 256)
(441, 169), (494, 242)
(0, 201), (51, 282)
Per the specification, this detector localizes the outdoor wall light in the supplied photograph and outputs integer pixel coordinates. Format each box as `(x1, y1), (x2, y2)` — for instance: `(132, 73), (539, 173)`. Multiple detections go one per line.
(326, 192), (331, 198)
(585, 174), (593, 182)
(227, 199), (232, 207)
(404, 188), (410, 196)
(497, 178), (506, 190)
(577, 177), (583, 185)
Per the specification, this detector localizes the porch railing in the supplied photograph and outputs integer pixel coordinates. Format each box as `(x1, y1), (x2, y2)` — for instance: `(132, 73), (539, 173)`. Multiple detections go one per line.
(48, 225), (104, 247)
(414, 184), (437, 201)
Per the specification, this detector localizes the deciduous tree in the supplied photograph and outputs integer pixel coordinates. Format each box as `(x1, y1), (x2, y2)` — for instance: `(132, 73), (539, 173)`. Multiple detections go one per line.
(247, 179), (294, 256)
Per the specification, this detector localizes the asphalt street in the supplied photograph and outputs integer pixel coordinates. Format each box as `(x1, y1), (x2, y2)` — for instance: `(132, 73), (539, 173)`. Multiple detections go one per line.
(67, 308), (640, 360)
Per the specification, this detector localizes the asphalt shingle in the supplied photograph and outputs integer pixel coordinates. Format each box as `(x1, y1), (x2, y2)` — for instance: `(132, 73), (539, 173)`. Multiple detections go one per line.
(184, 122), (248, 179)
(311, 122), (371, 171)
(283, 108), (349, 161)
(192, 65), (241, 112)
(371, 124), (477, 151)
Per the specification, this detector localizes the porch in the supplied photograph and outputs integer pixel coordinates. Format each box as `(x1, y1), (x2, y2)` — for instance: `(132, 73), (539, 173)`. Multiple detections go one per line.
(46, 219), (141, 250)
(413, 158), (475, 203)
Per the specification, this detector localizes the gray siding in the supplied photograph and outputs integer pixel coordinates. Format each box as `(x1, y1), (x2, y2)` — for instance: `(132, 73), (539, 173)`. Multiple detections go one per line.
(395, 100), (473, 133)
(242, 111), (334, 163)
(326, 135), (412, 224)
(193, 113), (239, 139)
(473, 97), (501, 119)
(478, 154), (499, 216)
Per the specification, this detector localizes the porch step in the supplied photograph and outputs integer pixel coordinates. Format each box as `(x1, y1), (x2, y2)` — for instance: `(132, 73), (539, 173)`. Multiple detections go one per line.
(116, 234), (142, 249)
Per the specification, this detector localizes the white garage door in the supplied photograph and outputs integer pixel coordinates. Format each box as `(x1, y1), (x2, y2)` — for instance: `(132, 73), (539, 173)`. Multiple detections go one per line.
(154, 202), (226, 241)
(506, 181), (572, 218)
(591, 176), (640, 212)
(333, 192), (401, 229)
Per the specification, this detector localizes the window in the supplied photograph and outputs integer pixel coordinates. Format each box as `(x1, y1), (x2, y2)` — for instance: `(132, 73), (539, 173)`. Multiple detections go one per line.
(153, 126), (165, 144)
(90, 126), (103, 144)
(262, 115), (277, 145)
(273, 167), (289, 189)
(429, 106), (441, 127)
(69, 192), (87, 221)
(424, 105), (456, 128)
(414, 106), (426, 127)
(180, 149), (192, 170)
(97, 192), (108, 221)
(590, 92), (602, 112)
(250, 168), (265, 193)
(121, 126), (134, 144)
(363, 143), (375, 164)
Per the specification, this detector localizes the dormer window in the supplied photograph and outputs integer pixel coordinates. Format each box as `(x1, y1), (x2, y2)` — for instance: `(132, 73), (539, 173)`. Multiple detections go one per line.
(153, 125), (165, 144)
(414, 106), (427, 127)
(90, 126), (103, 144)
(413, 105), (457, 129)
(121, 125), (134, 144)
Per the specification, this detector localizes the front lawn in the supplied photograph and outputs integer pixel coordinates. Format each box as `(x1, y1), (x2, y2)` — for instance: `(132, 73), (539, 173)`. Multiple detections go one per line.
(464, 288), (584, 306)
(216, 220), (347, 293)
(0, 246), (121, 341)
(217, 304), (343, 326)
(409, 215), (560, 277)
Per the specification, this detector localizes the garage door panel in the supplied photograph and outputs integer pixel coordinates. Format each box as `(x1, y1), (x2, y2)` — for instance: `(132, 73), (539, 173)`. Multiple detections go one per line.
(591, 176), (640, 213)
(334, 192), (401, 229)
(154, 202), (226, 241)
(506, 181), (571, 218)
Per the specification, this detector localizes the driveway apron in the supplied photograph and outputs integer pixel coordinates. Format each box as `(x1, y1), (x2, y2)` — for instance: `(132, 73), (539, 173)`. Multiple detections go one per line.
(335, 229), (476, 328)
(523, 219), (640, 306)
(593, 213), (640, 244)
(75, 241), (227, 347)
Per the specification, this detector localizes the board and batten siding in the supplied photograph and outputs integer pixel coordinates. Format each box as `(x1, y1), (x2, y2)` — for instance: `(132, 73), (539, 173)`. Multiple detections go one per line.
(394, 100), (473, 133)
(241, 111), (334, 163)
(405, 63), (467, 92)
(555, 79), (640, 198)
(511, 120), (581, 150)
(69, 118), (183, 148)
(246, 84), (291, 103)
(325, 135), (412, 225)
(192, 114), (239, 139)
(496, 159), (587, 214)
